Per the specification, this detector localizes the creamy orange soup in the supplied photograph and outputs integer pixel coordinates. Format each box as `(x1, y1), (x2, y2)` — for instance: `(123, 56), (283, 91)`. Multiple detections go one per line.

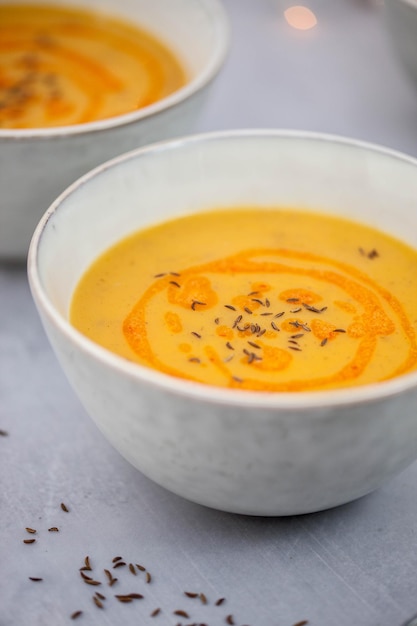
(70, 208), (417, 392)
(0, 4), (186, 128)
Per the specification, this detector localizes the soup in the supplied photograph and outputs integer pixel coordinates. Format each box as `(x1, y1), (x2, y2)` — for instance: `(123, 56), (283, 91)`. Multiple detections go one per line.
(70, 208), (417, 392)
(0, 3), (186, 128)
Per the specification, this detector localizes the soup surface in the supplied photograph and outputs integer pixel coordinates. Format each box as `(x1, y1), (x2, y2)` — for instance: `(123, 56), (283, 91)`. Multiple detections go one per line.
(0, 4), (186, 128)
(71, 208), (417, 392)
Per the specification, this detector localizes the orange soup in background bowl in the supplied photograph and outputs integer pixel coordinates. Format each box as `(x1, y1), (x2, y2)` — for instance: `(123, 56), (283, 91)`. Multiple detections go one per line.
(28, 130), (417, 516)
(0, 3), (188, 129)
(0, 0), (229, 259)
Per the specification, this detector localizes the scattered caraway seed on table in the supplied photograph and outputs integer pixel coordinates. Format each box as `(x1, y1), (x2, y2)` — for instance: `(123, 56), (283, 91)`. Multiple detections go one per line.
(20, 523), (309, 625)
(150, 607), (161, 617)
(70, 611), (83, 620)
(93, 596), (103, 609)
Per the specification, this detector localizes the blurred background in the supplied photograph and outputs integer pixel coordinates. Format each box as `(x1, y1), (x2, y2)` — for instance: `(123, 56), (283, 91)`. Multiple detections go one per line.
(200, 0), (417, 157)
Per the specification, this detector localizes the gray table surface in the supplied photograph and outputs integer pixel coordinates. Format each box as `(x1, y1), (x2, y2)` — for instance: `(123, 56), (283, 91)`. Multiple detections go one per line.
(2, 1), (417, 625)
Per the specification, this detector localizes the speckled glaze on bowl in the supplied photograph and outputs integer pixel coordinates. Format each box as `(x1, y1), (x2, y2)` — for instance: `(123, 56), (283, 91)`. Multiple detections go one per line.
(28, 130), (417, 516)
(0, 0), (229, 260)
(385, 0), (417, 89)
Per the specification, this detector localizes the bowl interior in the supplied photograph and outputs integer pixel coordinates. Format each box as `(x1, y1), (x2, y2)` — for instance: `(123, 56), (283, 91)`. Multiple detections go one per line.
(31, 131), (417, 322)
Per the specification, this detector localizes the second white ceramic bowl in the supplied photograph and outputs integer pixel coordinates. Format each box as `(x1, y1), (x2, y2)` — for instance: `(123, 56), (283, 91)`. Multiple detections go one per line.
(0, 0), (229, 259)
(28, 130), (417, 516)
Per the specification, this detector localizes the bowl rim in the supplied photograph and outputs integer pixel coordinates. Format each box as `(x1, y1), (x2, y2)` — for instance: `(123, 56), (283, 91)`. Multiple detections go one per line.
(28, 128), (417, 411)
(0, 0), (229, 140)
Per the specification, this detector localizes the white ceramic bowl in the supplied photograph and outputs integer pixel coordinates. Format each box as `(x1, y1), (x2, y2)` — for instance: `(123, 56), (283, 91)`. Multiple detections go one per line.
(0, 0), (229, 260)
(385, 0), (417, 89)
(28, 130), (417, 516)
